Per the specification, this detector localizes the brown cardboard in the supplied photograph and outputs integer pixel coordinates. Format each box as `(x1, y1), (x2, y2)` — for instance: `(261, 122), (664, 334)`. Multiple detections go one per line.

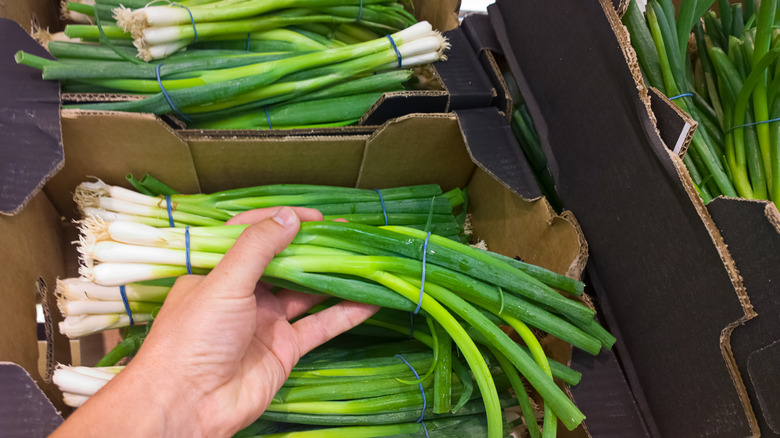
(489, 0), (757, 436)
(0, 193), (69, 412)
(0, 0), (61, 34)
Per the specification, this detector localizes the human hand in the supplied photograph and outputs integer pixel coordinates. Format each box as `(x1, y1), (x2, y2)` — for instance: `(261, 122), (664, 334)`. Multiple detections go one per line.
(53, 207), (380, 437)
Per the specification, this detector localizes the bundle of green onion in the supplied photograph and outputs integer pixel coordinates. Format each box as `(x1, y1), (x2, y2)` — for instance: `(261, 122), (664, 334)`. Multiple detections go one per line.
(56, 173), (614, 436)
(16, 1), (445, 129)
(75, 177), (468, 241)
(624, 0), (780, 205)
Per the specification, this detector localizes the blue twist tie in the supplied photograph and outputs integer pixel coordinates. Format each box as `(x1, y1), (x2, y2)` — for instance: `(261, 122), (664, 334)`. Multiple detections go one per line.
(357, 0), (363, 21)
(185, 226), (193, 275)
(172, 3), (198, 43)
(119, 285), (134, 327)
(395, 354), (427, 425)
(156, 64), (191, 122)
(265, 106), (272, 129)
(246, 33), (252, 51)
(373, 189), (388, 226)
(668, 92), (693, 100)
(386, 35), (402, 68)
(727, 116), (780, 133)
(165, 195), (175, 227)
(414, 232), (431, 315)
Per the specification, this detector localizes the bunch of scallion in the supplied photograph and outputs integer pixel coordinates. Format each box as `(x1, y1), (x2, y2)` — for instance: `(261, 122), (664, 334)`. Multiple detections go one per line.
(15, 2), (445, 129)
(75, 176), (469, 241)
(55, 335), (538, 436)
(624, 0), (780, 206)
(70, 216), (612, 435)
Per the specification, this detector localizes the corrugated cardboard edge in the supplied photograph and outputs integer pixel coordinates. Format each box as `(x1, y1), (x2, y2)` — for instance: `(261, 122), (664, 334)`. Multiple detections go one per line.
(650, 87), (697, 157)
(614, 0), (630, 18)
(604, 1), (658, 132)
(600, 0), (760, 434)
(763, 201), (780, 234)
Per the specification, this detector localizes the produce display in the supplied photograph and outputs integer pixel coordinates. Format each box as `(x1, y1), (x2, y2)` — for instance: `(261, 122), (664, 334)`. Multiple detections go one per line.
(14, 0), (448, 129)
(53, 177), (614, 437)
(623, 0), (780, 205)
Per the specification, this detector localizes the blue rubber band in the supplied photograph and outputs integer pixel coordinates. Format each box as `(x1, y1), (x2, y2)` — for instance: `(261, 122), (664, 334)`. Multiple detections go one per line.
(668, 92), (693, 100)
(727, 116), (780, 133)
(414, 232), (431, 315)
(395, 354), (427, 424)
(172, 3), (198, 43)
(386, 35), (402, 68)
(246, 33), (252, 51)
(357, 0), (363, 21)
(265, 106), (272, 129)
(156, 64), (191, 122)
(119, 285), (134, 327)
(165, 195), (175, 227)
(185, 226), (193, 275)
(373, 189), (388, 226)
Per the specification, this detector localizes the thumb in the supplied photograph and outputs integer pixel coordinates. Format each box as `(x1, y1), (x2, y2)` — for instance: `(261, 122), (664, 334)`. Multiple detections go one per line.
(203, 207), (300, 298)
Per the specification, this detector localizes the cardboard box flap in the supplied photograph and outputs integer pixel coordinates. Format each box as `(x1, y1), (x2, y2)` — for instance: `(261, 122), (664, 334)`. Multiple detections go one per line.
(455, 107), (542, 201)
(708, 197), (780, 437)
(489, 0), (756, 436)
(356, 114), (474, 190)
(461, 14), (503, 54)
(460, 14), (513, 118)
(747, 341), (780, 434)
(0, 363), (63, 437)
(0, 19), (63, 216)
(648, 87), (696, 157)
(48, 110), (200, 219)
(433, 27), (495, 110)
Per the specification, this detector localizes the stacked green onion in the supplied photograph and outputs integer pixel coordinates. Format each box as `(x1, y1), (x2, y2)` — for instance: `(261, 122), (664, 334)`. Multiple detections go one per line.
(15, 0), (445, 129)
(54, 176), (614, 437)
(624, 0), (780, 205)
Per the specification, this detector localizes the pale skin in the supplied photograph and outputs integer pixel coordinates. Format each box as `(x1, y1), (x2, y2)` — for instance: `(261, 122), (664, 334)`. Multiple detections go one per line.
(51, 207), (380, 437)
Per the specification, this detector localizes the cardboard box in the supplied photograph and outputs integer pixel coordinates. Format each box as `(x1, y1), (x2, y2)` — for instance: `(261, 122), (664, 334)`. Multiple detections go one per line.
(486, 0), (768, 436)
(1, 0), (501, 138)
(0, 19), (595, 431)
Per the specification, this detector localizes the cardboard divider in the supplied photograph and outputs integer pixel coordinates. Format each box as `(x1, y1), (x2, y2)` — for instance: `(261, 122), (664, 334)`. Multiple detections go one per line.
(489, 0), (757, 436)
(0, 19), (63, 216)
(455, 107), (542, 201)
(0, 363), (63, 436)
(708, 197), (780, 437)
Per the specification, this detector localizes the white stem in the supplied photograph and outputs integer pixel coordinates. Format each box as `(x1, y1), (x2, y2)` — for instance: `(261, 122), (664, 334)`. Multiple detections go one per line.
(53, 365), (116, 396)
(62, 300), (136, 316)
(392, 21), (434, 45)
(88, 241), (222, 268)
(138, 40), (190, 61)
(59, 313), (153, 338)
(141, 26), (186, 46)
(56, 278), (170, 302)
(62, 392), (90, 408)
(83, 208), (171, 228)
(97, 197), (165, 219)
(140, 6), (192, 28)
(87, 263), (188, 286)
(108, 221), (170, 247)
(107, 185), (163, 208)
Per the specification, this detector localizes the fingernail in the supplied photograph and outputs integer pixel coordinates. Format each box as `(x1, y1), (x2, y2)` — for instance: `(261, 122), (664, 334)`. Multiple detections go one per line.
(272, 207), (296, 228)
